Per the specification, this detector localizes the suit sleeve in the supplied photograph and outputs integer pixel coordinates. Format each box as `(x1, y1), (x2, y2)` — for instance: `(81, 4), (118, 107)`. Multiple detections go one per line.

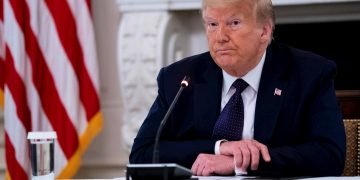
(253, 62), (346, 177)
(129, 68), (217, 168)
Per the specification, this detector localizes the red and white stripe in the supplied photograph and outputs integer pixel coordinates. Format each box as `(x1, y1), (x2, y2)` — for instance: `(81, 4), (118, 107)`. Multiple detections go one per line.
(0, 0), (5, 108)
(0, 0), (102, 179)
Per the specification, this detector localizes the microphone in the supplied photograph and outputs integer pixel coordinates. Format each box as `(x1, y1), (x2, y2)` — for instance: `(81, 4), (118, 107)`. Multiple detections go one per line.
(152, 76), (190, 163)
(126, 76), (193, 180)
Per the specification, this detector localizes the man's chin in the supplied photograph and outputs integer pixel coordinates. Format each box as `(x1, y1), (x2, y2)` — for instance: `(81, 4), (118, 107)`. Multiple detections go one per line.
(219, 65), (237, 74)
(215, 58), (235, 68)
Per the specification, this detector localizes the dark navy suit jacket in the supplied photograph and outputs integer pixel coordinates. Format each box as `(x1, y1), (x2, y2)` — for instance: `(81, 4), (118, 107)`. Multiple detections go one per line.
(129, 43), (346, 177)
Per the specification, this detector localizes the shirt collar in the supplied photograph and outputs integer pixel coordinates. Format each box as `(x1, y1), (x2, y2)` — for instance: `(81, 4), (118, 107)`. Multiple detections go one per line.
(222, 51), (266, 93)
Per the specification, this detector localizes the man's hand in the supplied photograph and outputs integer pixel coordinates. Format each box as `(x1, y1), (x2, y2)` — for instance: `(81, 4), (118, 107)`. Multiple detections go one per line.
(220, 139), (271, 172)
(191, 154), (234, 176)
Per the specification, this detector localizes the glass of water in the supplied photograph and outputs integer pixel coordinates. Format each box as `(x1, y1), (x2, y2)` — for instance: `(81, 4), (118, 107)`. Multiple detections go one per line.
(27, 131), (57, 180)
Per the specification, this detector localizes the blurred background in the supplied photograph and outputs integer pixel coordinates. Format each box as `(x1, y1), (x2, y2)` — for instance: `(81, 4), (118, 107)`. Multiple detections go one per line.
(0, 0), (359, 179)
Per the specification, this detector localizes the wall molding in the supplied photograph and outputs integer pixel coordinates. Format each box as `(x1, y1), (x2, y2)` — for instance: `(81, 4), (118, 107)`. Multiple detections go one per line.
(117, 11), (170, 151)
(0, 109), (5, 178)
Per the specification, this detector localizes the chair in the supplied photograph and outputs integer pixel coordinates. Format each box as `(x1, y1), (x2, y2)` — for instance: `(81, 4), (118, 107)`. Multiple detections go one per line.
(343, 119), (360, 176)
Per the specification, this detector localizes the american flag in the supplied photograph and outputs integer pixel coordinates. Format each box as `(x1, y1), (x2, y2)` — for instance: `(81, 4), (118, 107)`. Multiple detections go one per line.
(274, 88), (282, 96)
(0, 0), (103, 179)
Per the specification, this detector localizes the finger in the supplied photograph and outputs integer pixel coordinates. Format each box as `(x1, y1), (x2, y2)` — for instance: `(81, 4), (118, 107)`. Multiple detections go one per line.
(255, 142), (271, 162)
(191, 156), (201, 175)
(191, 162), (199, 175)
(191, 160), (197, 172)
(202, 166), (214, 176)
(239, 144), (251, 171)
(198, 165), (205, 176)
(233, 150), (243, 168)
(195, 162), (205, 176)
(247, 142), (260, 170)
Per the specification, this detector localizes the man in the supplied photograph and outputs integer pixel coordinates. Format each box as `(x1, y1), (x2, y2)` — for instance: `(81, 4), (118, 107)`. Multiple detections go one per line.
(129, 0), (346, 177)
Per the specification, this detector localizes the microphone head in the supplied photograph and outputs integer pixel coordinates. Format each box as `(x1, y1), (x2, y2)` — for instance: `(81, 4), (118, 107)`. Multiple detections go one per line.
(181, 76), (190, 87)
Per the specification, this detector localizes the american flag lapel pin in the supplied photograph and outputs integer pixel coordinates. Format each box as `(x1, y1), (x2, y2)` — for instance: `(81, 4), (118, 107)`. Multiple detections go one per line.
(274, 88), (282, 96)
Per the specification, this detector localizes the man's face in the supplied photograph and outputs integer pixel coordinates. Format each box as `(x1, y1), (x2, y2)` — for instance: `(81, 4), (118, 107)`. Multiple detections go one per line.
(203, 1), (268, 76)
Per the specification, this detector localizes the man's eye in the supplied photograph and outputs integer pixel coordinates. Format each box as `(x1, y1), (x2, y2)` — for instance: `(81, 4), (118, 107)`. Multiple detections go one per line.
(233, 21), (240, 25)
(208, 22), (217, 27)
(230, 20), (242, 29)
(206, 22), (218, 31)
(232, 20), (241, 25)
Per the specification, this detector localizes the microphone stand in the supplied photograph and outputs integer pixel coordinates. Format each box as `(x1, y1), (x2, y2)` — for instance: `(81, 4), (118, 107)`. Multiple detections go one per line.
(153, 76), (189, 163)
(126, 76), (193, 180)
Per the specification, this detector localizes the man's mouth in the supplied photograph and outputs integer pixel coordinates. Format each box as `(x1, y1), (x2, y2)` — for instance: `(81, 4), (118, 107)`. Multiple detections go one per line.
(216, 49), (233, 54)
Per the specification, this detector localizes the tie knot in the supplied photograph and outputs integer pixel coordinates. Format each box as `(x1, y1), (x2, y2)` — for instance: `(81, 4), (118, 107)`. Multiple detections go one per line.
(232, 79), (248, 93)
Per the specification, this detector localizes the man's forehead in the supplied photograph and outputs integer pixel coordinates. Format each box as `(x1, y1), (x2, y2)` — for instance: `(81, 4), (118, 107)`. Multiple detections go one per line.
(203, 0), (254, 7)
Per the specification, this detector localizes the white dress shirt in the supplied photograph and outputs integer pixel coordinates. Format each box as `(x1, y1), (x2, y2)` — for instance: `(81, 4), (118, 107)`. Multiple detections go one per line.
(214, 52), (266, 174)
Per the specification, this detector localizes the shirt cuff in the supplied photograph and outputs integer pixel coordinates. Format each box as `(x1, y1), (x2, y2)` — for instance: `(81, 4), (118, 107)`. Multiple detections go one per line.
(235, 166), (248, 175)
(214, 139), (227, 155)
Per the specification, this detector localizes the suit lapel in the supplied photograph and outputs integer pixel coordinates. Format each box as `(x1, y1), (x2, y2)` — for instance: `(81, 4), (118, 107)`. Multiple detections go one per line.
(254, 44), (290, 144)
(193, 56), (223, 137)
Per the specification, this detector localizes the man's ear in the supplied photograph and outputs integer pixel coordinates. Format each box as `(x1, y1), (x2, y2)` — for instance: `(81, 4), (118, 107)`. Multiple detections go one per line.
(260, 21), (273, 43)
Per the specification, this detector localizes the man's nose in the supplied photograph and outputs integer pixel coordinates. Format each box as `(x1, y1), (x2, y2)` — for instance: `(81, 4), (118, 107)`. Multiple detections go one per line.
(216, 24), (230, 43)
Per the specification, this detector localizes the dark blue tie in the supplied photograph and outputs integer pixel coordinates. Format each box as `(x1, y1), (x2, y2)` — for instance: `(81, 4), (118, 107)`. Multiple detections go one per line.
(212, 79), (249, 141)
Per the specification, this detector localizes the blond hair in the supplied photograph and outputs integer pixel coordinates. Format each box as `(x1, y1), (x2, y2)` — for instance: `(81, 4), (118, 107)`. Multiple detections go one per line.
(202, 0), (275, 30)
